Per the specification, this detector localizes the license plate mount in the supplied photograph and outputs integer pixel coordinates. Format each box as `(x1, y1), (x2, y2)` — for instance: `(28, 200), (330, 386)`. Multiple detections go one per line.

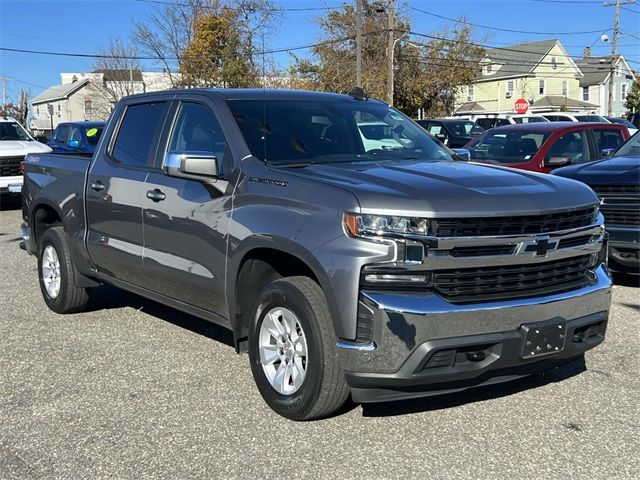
(520, 319), (567, 359)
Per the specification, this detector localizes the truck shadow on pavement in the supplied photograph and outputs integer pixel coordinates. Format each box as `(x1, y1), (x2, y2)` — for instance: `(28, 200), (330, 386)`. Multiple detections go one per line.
(0, 194), (21, 211)
(612, 272), (640, 288)
(360, 356), (586, 418)
(86, 285), (235, 348)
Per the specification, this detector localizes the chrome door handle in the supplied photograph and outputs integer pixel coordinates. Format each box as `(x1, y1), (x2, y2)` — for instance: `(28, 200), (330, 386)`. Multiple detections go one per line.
(146, 188), (166, 202)
(90, 180), (105, 191)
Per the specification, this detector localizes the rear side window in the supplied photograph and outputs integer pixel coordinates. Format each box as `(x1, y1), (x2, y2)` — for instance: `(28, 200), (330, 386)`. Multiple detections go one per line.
(592, 128), (625, 153)
(112, 102), (167, 167)
(54, 125), (70, 144)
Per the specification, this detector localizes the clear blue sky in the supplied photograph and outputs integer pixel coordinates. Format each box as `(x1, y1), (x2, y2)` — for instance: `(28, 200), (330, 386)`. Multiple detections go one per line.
(0, 0), (638, 103)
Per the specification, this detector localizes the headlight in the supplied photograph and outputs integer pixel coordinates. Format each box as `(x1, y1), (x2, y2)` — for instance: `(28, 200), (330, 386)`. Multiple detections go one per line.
(343, 212), (430, 238)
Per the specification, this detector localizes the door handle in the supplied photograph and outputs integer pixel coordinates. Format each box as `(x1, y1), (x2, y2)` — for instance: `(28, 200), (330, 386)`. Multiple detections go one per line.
(90, 180), (105, 192)
(146, 188), (166, 202)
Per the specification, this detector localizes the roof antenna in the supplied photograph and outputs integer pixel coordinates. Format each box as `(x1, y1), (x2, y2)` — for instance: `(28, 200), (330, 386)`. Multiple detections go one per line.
(348, 86), (368, 101)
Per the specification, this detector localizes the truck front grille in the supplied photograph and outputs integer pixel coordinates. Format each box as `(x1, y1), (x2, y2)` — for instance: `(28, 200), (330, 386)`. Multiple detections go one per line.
(592, 185), (640, 227)
(0, 156), (23, 177)
(432, 255), (594, 303)
(431, 207), (598, 237)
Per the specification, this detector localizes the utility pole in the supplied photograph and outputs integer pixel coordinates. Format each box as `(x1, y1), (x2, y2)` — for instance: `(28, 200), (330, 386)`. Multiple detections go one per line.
(355, 0), (362, 88)
(603, 0), (633, 116)
(0, 77), (7, 110)
(386, 0), (395, 105)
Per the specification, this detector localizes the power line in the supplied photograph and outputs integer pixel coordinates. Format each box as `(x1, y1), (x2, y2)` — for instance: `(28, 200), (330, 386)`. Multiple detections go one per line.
(134, 0), (344, 12)
(408, 5), (611, 35)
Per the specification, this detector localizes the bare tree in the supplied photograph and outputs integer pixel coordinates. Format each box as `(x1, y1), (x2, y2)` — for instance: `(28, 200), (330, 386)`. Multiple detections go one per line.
(88, 38), (143, 118)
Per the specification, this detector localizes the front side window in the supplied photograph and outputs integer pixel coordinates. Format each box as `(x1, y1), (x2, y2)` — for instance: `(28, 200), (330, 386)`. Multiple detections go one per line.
(69, 127), (83, 146)
(85, 126), (104, 146)
(548, 131), (588, 164)
(227, 99), (451, 165)
(445, 121), (484, 136)
(168, 102), (228, 167)
(111, 102), (167, 167)
(467, 131), (550, 164)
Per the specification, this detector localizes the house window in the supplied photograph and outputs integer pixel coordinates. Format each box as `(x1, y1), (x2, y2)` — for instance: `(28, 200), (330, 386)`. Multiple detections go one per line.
(467, 85), (474, 101)
(562, 80), (568, 97)
(84, 100), (93, 117)
(507, 80), (515, 93)
(539, 79), (545, 95)
(484, 63), (493, 75)
(36, 106), (40, 115)
(582, 87), (589, 101)
(551, 57), (557, 70)
(621, 83), (628, 100)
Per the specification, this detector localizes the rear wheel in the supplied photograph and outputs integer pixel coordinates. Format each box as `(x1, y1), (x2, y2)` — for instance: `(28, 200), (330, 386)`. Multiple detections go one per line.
(248, 276), (350, 421)
(37, 226), (90, 314)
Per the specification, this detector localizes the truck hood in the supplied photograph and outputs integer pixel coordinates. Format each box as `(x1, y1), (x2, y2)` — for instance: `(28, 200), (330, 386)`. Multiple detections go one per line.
(0, 140), (52, 156)
(283, 159), (598, 216)
(552, 156), (640, 186)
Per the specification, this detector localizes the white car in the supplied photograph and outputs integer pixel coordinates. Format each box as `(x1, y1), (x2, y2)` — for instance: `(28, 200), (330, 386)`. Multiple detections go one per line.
(0, 118), (51, 194)
(459, 114), (549, 130)
(542, 112), (609, 123)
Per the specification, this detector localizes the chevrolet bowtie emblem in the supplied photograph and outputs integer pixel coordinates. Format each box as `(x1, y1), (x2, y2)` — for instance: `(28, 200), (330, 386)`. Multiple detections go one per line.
(522, 236), (557, 257)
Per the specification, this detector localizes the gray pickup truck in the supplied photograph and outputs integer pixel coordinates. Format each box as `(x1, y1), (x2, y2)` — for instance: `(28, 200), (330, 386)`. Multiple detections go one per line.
(21, 89), (612, 420)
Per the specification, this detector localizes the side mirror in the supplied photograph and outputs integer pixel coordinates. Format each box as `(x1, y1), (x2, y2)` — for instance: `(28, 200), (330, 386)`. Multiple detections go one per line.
(164, 152), (219, 180)
(600, 148), (615, 158)
(435, 133), (447, 141)
(68, 139), (81, 149)
(451, 148), (471, 161)
(544, 156), (571, 167)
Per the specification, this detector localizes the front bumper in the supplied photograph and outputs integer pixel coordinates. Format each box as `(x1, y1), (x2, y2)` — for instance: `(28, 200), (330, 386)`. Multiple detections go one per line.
(0, 175), (23, 193)
(338, 264), (612, 403)
(607, 227), (640, 274)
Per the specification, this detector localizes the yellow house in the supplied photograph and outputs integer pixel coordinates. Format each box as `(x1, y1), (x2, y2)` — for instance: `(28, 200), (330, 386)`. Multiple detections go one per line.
(456, 39), (598, 114)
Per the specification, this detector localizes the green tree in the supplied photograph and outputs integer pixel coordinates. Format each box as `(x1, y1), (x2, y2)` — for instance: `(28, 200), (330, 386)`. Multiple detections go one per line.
(625, 80), (640, 113)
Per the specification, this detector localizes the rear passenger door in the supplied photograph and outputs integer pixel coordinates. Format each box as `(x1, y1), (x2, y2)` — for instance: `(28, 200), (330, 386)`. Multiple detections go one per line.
(86, 99), (171, 286)
(141, 98), (234, 315)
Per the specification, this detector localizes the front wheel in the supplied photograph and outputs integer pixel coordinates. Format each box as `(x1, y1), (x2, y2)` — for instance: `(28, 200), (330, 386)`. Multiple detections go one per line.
(248, 276), (350, 421)
(37, 226), (90, 314)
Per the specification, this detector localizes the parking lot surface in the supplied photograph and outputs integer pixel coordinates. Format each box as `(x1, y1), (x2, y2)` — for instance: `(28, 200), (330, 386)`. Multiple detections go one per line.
(1, 198), (639, 479)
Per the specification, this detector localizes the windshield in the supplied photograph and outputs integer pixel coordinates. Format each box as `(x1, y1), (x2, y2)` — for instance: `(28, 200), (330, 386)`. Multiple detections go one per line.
(467, 130), (551, 164)
(0, 121), (32, 141)
(227, 99), (452, 165)
(614, 133), (640, 158)
(84, 127), (104, 146)
(444, 120), (484, 136)
(576, 115), (607, 123)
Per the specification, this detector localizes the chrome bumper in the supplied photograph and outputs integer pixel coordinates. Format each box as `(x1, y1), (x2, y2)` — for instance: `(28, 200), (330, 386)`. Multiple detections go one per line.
(338, 264), (612, 375)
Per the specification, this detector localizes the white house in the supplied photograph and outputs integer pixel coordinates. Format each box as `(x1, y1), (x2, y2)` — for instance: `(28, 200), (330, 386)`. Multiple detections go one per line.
(30, 70), (178, 136)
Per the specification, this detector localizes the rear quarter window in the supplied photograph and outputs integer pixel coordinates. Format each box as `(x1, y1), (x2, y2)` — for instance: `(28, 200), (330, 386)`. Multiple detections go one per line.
(592, 128), (625, 152)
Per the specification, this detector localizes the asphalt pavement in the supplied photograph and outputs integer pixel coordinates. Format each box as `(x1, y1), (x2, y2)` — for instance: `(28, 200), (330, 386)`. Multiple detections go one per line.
(1, 196), (639, 479)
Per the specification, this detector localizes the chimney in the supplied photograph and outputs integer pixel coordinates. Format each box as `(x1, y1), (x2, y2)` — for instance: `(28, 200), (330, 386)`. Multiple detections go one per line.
(583, 47), (591, 58)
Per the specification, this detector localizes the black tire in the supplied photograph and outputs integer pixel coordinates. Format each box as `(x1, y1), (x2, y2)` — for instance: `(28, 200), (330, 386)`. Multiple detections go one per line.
(37, 226), (90, 314)
(248, 276), (350, 421)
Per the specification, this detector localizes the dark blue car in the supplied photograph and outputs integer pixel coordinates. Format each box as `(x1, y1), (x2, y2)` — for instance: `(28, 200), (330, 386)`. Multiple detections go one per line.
(553, 133), (640, 275)
(48, 121), (105, 154)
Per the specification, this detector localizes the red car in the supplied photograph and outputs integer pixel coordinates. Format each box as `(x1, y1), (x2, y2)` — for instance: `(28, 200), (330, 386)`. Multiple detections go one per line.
(465, 122), (629, 173)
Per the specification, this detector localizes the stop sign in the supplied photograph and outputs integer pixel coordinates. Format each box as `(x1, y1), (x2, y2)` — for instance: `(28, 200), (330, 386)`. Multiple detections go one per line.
(514, 98), (529, 114)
